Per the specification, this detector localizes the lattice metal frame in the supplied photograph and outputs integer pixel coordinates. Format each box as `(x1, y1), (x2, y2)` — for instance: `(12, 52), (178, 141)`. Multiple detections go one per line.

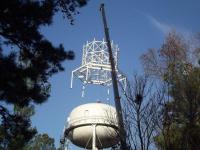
(70, 39), (126, 88)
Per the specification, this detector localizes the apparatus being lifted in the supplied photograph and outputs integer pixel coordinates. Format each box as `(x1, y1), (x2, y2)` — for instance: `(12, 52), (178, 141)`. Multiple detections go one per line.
(70, 39), (126, 89)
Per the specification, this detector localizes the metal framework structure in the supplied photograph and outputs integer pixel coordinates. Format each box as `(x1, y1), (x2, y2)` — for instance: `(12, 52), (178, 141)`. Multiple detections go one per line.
(70, 39), (126, 88)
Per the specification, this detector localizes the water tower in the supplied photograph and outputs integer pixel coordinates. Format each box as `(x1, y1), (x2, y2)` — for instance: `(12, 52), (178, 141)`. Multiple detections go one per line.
(64, 103), (119, 149)
(61, 39), (126, 150)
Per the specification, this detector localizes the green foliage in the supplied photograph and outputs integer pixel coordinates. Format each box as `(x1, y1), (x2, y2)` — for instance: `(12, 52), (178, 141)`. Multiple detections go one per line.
(0, 0), (88, 149)
(144, 32), (200, 150)
(56, 0), (88, 24)
(0, 106), (37, 150)
(23, 134), (56, 150)
(154, 124), (184, 150)
(14, 105), (35, 119)
(0, 0), (75, 107)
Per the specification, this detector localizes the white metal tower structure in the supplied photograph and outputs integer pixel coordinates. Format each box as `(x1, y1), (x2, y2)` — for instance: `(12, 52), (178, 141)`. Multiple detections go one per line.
(70, 38), (126, 92)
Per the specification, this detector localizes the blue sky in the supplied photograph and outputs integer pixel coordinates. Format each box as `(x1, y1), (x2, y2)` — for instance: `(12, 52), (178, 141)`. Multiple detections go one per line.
(31, 0), (200, 149)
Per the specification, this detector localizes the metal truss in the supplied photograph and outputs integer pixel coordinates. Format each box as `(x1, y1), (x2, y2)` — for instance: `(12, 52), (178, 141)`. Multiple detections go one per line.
(70, 39), (126, 88)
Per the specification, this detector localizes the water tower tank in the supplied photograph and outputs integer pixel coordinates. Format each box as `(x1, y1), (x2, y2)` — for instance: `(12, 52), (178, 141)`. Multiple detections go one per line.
(64, 103), (119, 149)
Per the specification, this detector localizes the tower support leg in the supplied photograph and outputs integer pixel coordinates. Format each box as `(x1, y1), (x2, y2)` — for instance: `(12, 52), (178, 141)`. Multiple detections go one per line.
(92, 124), (98, 150)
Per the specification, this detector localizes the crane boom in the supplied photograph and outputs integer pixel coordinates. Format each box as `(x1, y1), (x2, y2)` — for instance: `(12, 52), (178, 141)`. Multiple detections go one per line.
(100, 3), (128, 150)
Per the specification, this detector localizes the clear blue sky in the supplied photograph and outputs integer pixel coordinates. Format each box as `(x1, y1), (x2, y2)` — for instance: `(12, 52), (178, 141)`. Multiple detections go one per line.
(31, 0), (200, 149)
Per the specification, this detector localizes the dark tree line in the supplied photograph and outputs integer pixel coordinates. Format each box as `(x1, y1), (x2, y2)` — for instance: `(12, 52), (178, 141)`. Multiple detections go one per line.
(0, 0), (88, 149)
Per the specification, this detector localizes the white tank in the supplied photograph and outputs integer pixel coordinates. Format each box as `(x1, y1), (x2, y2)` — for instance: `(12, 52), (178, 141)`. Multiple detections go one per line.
(65, 103), (119, 149)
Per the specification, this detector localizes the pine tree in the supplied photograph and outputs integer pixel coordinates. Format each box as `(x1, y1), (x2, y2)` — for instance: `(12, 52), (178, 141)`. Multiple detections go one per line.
(0, 0), (88, 149)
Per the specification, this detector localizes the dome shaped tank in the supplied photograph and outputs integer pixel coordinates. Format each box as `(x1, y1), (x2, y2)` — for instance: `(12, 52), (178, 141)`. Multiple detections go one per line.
(64, 103), (119, 149)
